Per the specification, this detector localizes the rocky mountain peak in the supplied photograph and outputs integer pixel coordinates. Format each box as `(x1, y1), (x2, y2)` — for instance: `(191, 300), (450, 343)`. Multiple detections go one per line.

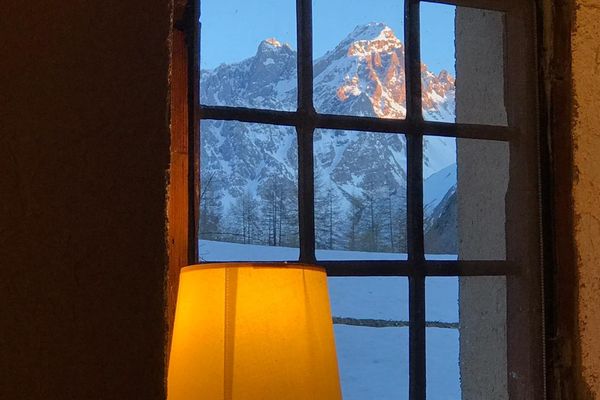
(256, 37), (293, 54)
(314, 23), (407, 119)
(254, 37), (295, 74)
(264, 37), (283, 47)
(438, 69), (454, 84)
(312, 23), (456, 120)
(345, 22), (398, 43)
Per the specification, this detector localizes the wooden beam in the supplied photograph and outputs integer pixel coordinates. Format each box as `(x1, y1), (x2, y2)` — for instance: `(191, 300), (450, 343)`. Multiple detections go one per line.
(167, 29), (190, 356)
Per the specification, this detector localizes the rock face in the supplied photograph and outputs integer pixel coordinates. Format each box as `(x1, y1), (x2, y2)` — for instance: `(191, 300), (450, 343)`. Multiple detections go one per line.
(425, 188), (457, 254)
(199, 23), (457, 254)
(201, 38), (298, 110)
(312, 23), (455, 121)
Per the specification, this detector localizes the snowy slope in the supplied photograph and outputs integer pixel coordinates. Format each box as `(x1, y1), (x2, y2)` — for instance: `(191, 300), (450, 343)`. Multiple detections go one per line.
(424, 163), (457, 216)
(199, 240), (461, 399)
(199, 240), (458, 323)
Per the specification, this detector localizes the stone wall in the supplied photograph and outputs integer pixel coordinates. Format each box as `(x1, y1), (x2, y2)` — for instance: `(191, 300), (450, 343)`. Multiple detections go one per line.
(572, 0), (600, 398)
(456, 7), (508, 399)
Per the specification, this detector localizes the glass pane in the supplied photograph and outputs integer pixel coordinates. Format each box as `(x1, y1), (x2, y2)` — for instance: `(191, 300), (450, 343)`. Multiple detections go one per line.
(427, 276), (508, 400)
(329, 277), (408, 320)
(313, 0), (406, 119)
(200, 0), (297, 111)
(427, 328), (460, 400)
(423, 135), (508, 260)
(199, 120), (299, 261)
(421, 2), (507, 126)
(314, 129), (407, 261)
(423, 135), (457, 259)
(330, 277), (409, 400)
(426, 277), (458, 324)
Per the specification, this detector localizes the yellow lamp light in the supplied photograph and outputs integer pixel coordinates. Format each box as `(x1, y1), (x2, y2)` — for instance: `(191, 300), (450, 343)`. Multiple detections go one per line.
(167, 263), (342, 400)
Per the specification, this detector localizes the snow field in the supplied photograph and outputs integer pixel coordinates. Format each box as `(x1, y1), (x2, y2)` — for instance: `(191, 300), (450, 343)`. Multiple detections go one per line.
(200, 240), (461, 399)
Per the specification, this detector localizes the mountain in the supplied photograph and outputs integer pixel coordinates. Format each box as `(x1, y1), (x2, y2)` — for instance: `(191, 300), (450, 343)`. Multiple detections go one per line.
(424, 187), (457, 254)
(201, 22), (455, 120)
(424, 163), (456, 217)
(312, 23), (455, 121)
(199, 23), (457, 254)
(201, 37), (297, 111)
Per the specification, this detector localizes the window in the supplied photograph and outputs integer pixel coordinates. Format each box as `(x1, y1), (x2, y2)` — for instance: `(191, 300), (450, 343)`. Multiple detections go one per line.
(191, 0), (543, 399)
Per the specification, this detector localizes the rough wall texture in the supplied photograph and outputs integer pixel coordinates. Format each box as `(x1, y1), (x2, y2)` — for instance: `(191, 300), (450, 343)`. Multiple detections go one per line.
(456, 8), (508, 399)
(572, 0), (600, 398)
(0, 1), (172, 399)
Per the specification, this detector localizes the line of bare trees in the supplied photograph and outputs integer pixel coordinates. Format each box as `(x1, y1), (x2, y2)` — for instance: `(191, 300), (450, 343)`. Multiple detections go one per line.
(200, 172), (408, 253)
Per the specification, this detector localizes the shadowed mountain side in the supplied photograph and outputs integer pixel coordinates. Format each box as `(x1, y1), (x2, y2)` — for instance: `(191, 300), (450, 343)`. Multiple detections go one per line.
(425, 189), (457, 254)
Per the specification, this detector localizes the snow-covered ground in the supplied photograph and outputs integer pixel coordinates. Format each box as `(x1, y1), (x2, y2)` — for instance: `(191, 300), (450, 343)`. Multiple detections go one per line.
(199, 239), (457, 262)
(334, 326), (460, 400)
(329, 276), (459, 323)
(329, 275), (460, 399)
(200, 240), (461, 399)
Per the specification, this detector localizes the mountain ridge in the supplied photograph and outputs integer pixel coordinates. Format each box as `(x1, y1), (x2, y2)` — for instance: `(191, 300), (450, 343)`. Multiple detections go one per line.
(199, 23), (458, 254)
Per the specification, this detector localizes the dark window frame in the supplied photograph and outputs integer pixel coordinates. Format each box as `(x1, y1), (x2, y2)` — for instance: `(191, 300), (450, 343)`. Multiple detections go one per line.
(187, 1), (545, 399)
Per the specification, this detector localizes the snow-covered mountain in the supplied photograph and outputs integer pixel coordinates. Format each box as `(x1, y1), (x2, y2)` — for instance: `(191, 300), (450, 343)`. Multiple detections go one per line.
(201, 23), (455, 120)
(312, 23), (455, 121)
(201, 37), (297, 110)
(200, 23), (457, 254)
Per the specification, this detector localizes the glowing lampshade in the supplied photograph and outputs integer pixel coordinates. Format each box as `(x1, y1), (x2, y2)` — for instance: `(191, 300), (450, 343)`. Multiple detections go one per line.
(167, 263), (342, 400)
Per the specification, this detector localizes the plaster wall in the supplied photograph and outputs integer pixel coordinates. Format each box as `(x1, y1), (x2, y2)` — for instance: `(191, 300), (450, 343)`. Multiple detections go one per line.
(0, 1), (172, 399)
(572, 0), (600, 397)
(456, 7), (508, 400)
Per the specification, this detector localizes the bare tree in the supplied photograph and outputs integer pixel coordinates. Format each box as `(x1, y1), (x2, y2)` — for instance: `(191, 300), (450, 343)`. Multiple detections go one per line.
(346, 191), (364, 251)
(230, 190), (261, 244)
(199, 171), (223, 241)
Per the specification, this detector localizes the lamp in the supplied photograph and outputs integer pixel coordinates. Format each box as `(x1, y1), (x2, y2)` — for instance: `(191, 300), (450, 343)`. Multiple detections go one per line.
(167, 263), (342, 400)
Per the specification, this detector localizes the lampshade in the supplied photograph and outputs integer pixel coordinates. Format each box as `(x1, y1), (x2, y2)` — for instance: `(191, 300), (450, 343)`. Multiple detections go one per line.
(167, 263), (342, 400)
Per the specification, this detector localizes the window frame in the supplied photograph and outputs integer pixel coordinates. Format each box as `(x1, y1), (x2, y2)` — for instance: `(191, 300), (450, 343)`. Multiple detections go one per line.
(186, 1), (545, 399)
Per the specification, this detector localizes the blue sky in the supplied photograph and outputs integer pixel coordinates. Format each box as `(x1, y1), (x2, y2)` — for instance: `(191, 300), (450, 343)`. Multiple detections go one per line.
(200, 0), (456, 76)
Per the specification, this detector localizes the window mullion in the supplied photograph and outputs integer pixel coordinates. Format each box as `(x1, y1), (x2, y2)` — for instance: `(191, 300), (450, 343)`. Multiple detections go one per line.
(296, 0), (316, 263)
(321, 260), (514, 277)
(297, 126), (316, 263)
(297, 0), (314, 113)
(409, 274), (426, 400)
(198, 105), (517, 142)
(405, 0), (425, 263)
(190, 0), (201, 264)
(405, 1), (426, 399)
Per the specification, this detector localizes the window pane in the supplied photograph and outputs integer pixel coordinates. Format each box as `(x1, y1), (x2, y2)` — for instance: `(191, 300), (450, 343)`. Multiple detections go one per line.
(427, 328), (460, 400)
(423, 135), (457, 259)
(421, 2), (507, 126)
(330, 277), (409, 400)
(199, 120), (299, 261)
(200, 1), (297, 111)
(312, 0), (406, 119)
(427, 276), (507, 400)
(426, 277), (460, 400)
(314, 129), (407, 261)
(423, 135), (508, 261)
(329, 277), (408, 320)
(426, 277), (458, 323)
